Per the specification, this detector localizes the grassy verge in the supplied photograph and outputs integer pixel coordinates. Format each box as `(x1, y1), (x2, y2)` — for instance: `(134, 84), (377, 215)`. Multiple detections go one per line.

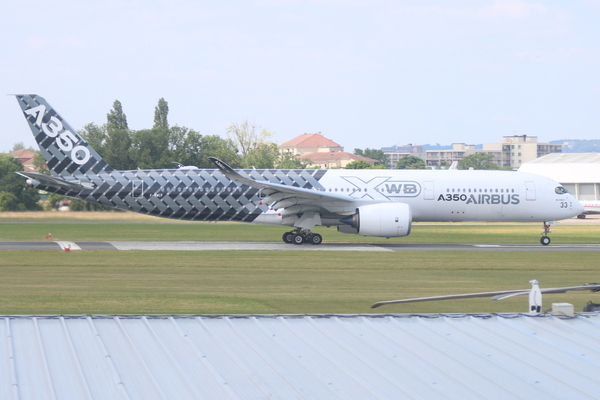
(1, 219), (600, 244)
(0, 250), (598, 315)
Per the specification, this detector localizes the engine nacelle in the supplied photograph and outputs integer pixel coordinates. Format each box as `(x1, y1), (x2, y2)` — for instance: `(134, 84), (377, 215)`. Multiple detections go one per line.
(341, 203), (412, 238)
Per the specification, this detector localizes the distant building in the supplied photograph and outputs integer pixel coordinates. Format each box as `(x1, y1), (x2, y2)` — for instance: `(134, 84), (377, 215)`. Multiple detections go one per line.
(10, 149), (38, 173)
(299, 151), (377, 169)
(425, 136), (561, 169)
(380, 145), (425, 168)
(483, 135), (562, 169)
(425, 143), (478, 168)
(279, 133), (343, 156)
(279, 133), (376, 168)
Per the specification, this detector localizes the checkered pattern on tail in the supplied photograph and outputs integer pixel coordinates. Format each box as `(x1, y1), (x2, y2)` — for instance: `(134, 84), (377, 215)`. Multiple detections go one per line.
(15, 95), (112, 178)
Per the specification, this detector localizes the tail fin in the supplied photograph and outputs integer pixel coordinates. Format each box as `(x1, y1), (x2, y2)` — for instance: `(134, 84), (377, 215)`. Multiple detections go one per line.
(15, 95), (112, 177)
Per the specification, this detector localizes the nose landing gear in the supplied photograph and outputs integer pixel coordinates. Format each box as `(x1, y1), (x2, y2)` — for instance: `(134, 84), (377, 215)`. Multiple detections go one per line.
(540, 222), (553, 246)
(282, 229), (323, 245)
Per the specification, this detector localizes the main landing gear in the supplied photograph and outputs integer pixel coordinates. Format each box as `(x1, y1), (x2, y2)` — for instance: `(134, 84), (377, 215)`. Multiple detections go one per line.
(282, 229), (323, 245)
(540, 222), (552, 246)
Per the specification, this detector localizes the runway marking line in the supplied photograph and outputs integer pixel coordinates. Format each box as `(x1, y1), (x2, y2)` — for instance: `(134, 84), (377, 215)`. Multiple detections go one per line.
(55, 241), (81, 251)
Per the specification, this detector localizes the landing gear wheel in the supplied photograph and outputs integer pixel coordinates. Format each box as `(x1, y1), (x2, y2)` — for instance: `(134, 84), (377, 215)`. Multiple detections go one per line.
(292, 234), (305, 245)
(282, 232), (294, 243)
(540, 236), (551, 246)
(308, 233), (322, 245)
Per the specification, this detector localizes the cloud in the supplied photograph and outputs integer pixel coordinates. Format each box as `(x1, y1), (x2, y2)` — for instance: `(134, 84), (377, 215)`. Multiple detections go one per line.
(483, 0), (548, 20)
(511, 47), (600, 63)
(25, 35), (49, 50)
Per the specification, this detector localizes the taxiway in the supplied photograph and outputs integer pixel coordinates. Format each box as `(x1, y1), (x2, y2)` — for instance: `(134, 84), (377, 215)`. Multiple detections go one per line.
(1, 241), (600, 252)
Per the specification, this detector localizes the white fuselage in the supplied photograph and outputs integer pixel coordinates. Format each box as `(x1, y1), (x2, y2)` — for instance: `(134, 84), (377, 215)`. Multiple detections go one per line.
(256, 169), (582, 227)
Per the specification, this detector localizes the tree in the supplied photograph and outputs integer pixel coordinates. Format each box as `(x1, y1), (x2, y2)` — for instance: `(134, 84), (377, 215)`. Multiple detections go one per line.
(44, 193), (66, 211)
(0, 192), (19, 211)
(33, 152), (49, 175)
(226, 120), (276, 168)
(345, 160), (372, 169)
(244, 142), (279, 169)
(104, 129), (133, 169)
(171, 129), (240, 168)
(198, 135), (240, 168)
(105, 100), (133, 169)
(0, 153), (41, 210)
(131, 128), (170, 169)
(396, 155), (426, 169)
(153, 98), (169, 131)
(69, 198), (112, 211)
(276, 153), (308, 169)
(354, 148), (389, 167)
(79, 123), (107, 159)
(107, 100), (129, 131)
(458, 153), (498, 170)
(11, 142), (25, 152)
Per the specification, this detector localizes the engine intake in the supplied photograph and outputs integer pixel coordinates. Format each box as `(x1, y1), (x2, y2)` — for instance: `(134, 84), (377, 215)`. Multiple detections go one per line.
(341, 203), (412, 237)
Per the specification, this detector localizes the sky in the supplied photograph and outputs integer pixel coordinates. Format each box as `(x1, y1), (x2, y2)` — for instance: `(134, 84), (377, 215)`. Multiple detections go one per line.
(1, 0), (599, 154)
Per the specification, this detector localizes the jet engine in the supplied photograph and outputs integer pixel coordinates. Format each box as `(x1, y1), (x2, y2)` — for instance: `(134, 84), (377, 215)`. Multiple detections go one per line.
(340, 202), (412, 238)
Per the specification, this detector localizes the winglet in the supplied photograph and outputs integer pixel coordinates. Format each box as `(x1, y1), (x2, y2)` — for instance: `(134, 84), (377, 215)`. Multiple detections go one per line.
(209, 157), (259, 188)
(209, 157), (236, 175)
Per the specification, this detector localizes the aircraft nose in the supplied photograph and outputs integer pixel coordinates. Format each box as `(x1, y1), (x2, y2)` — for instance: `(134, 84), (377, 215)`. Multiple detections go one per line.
(573, 197), (585, 215)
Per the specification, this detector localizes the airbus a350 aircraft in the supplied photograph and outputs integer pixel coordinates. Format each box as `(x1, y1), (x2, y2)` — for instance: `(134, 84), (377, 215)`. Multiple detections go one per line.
(14, 95), (584, 245)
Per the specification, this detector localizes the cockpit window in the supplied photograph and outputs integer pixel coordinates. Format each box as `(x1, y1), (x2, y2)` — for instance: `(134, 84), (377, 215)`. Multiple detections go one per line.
(555, 186), (569, 195)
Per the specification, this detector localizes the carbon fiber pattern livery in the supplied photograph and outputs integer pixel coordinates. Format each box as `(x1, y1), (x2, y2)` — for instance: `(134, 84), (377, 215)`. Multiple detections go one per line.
(16, 95), (326, 222)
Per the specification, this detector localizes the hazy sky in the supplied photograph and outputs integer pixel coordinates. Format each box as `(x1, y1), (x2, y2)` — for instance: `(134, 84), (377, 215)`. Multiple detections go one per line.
(1, 0), (599, 154)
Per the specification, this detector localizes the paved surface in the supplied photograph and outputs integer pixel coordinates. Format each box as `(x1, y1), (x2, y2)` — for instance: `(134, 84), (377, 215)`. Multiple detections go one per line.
(1, 241), (600, 252)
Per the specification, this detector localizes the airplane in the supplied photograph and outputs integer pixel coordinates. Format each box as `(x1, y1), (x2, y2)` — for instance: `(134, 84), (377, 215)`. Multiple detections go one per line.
(577, 201), (600, 219)
(371, 280), (600, 314)
(14, 94), (584, 246)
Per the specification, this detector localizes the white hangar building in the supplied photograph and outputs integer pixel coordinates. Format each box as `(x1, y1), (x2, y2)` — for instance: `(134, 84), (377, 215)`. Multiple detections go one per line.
(519, 153), (600, 216)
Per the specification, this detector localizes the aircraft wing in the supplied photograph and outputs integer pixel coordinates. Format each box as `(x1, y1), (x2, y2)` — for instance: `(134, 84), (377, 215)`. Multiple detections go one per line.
(209, 157), (358, 215)
(371, 284), (600, 308)
(371, 289), (529, 308)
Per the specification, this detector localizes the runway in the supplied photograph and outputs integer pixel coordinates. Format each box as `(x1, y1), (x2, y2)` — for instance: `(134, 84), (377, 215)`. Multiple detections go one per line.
(2, 241), (600, 252)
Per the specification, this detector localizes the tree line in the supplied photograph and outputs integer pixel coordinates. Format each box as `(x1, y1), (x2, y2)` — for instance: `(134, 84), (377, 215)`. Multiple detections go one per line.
(80, 98), (307, 170)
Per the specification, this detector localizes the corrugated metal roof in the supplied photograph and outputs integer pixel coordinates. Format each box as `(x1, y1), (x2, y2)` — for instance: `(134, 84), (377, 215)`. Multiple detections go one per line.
(2, 314), (599, 399)
(525, 153), (600, 164)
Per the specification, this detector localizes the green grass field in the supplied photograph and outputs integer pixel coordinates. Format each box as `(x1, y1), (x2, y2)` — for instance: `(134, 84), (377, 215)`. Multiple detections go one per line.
(1, 212), (599, 315)
(2, 213), (599, 244)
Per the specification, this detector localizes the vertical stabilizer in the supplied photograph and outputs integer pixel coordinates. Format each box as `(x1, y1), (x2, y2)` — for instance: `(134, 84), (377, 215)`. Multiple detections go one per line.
(15, 95), (112, 177)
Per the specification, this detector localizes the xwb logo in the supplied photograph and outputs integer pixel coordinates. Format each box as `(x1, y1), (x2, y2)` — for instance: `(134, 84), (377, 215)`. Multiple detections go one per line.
(24, 104), (91, 165)
(342, 176), (421, 200)
(384, 182), (421, 197)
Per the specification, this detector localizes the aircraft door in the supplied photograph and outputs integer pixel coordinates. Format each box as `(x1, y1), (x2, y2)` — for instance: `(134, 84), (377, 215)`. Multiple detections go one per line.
(525, 181), (536, 201)
(423, 181), (434, 200)
(132, 180), (144, 198)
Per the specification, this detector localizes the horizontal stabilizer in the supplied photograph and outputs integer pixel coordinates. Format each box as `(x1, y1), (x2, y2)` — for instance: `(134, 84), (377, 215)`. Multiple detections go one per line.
(16, 172), (93, 192)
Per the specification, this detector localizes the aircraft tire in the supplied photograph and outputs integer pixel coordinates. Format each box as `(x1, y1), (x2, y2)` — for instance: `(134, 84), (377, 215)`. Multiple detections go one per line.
(540, 236), (551, 246)
(308, 233), (322, 245)
(282, 232), (294, 243)
(292, 234), (305, 245)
